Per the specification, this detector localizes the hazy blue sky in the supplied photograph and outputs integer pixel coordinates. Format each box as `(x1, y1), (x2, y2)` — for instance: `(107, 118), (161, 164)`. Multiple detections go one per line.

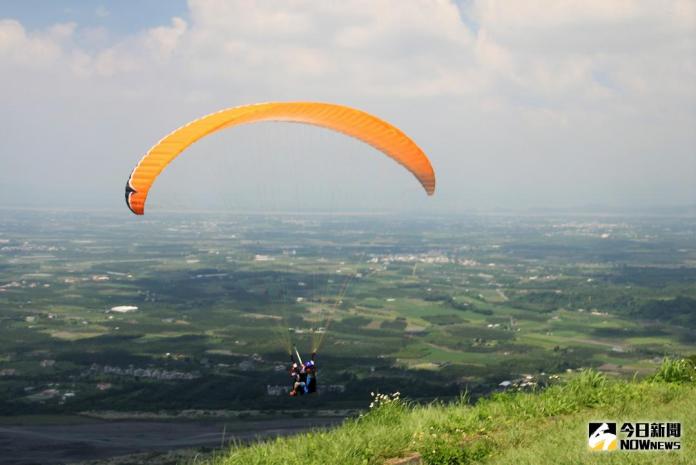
(1, 1), (694, 213)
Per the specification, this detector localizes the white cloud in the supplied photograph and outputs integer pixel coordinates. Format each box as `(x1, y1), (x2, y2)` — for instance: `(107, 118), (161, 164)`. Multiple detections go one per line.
(95, 6), (110, 19)
(0, 1), (694, 210)
(0, 19), (66, 67)
(3, 0), (690, 102)
(145, 17), (187, 61)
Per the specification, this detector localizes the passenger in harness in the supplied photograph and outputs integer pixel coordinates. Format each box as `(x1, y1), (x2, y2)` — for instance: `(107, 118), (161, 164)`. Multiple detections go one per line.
(288, 350), (317, 396)
(304, 352), (317, 393)
(288, 359), (305, 396)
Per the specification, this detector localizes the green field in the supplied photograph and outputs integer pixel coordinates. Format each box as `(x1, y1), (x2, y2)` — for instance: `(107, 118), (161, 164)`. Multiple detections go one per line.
(0, 210), (694, 415)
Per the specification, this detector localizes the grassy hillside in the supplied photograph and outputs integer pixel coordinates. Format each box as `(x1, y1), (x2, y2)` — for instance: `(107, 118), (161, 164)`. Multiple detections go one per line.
(203, 359), (695, 465)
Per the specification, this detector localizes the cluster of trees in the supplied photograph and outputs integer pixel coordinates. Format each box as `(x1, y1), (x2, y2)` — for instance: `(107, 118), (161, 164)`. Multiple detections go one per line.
(634, 296), (696, 327)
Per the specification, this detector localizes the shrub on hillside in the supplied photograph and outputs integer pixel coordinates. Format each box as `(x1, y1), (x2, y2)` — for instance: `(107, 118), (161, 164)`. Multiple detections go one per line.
(650, 357), (695, 384)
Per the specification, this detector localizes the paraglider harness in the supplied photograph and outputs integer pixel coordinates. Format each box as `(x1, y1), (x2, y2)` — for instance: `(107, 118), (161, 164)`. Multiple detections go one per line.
(289, 349), (317, 396)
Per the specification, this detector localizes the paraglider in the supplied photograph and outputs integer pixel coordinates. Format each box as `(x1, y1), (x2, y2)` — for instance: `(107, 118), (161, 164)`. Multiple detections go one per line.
(124, 101), (436, 399)
(289, 349), (317, 396)
(124, 101), (436, 215)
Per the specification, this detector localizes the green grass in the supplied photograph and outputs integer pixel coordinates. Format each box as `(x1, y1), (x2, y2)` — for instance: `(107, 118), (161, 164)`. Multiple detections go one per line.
(203, 360), (696, 465)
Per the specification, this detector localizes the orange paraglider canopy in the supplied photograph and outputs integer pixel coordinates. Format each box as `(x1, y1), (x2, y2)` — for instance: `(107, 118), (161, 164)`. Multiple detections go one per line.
(125, 101), (436, 214)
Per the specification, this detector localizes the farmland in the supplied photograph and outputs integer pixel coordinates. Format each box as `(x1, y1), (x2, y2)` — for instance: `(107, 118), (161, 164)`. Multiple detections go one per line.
(0, 209), (694, 417)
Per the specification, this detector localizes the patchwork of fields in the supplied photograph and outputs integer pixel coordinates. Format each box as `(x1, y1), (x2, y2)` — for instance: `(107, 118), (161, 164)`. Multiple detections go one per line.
(0, 210), (694, 414)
